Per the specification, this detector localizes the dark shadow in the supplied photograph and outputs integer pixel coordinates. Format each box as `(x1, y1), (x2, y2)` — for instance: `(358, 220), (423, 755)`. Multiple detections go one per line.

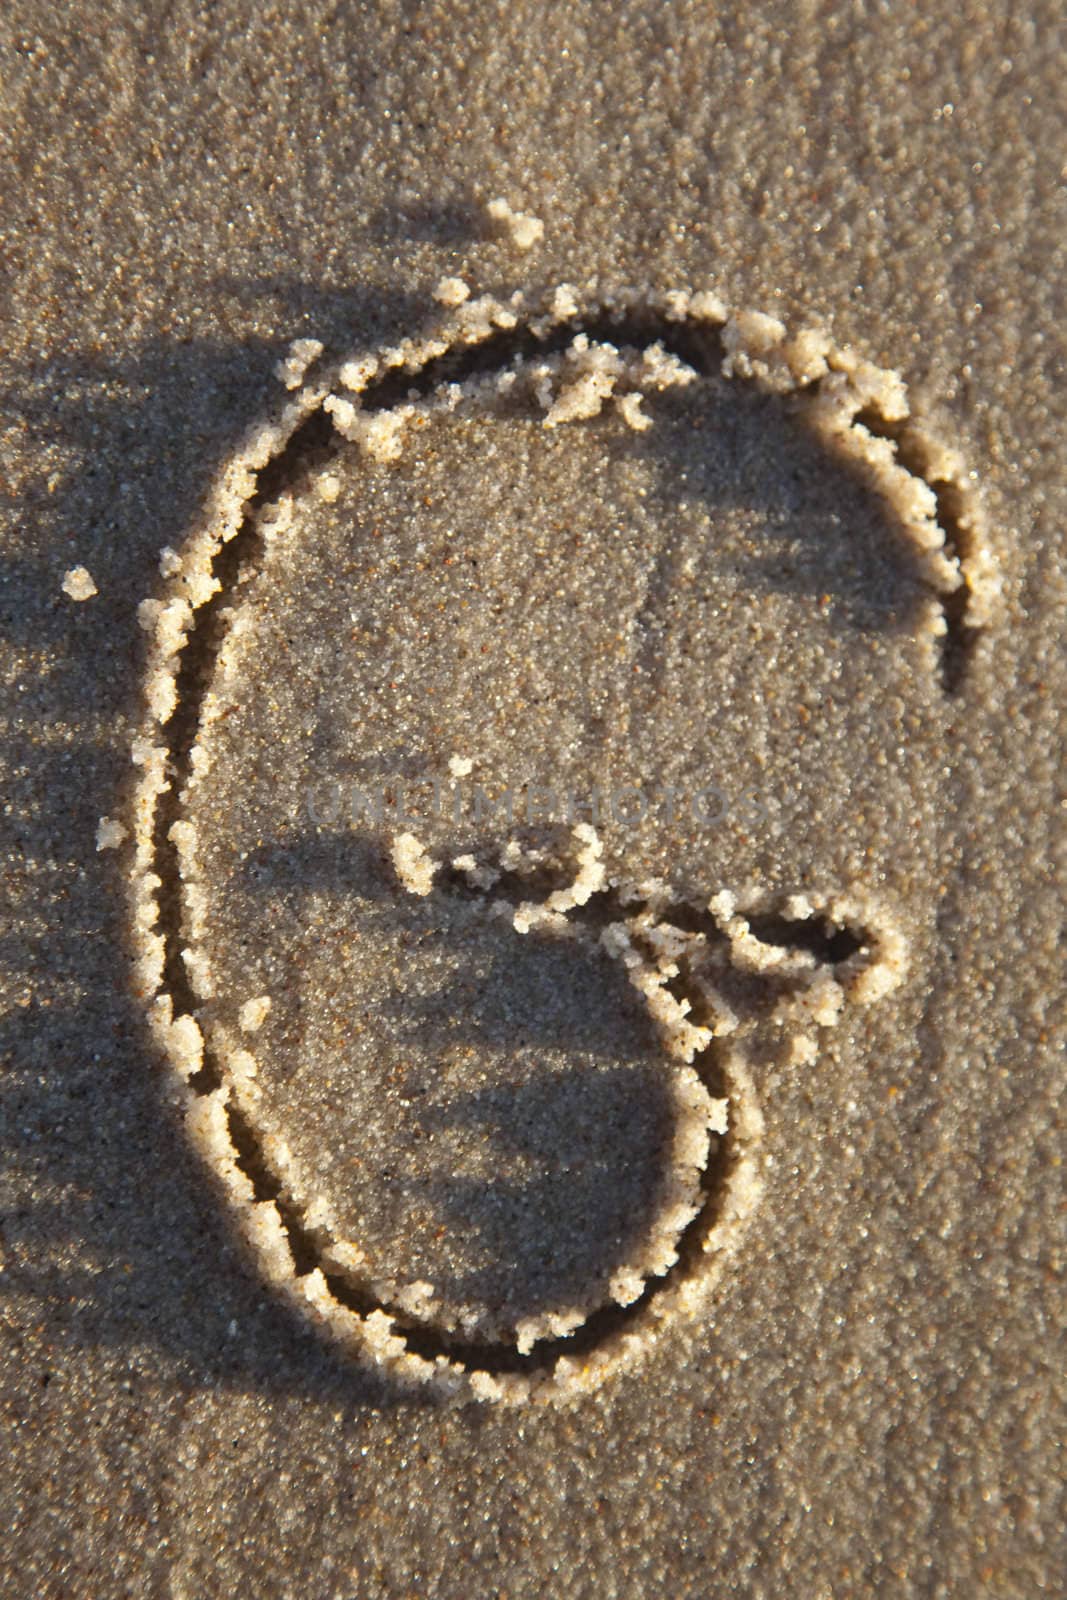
(0, 959), (400, 1414)
(224, 830), (685, 1324)
(620, 376), (933, 638)
(366, 196), (487, 246)
(370, 922), (659, 1058)
(210, 274), (433, 355)
(0, 277), (448, 1410)
(415, 1064), (674, 1320)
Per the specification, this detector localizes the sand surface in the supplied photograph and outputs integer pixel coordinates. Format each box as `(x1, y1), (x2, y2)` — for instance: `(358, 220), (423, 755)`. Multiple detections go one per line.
(1, 1), (1063, 1593)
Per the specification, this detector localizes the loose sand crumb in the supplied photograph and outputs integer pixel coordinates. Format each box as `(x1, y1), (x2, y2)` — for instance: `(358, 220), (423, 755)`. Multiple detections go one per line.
(96, 816), (127, 851)
(275, 338), (324, 390)
(434, 276), (470, 307)
(616, 392), (653, 431)
(787, 1034), (819, 1066)
(239, 995), (272, 1034)
(338, 354), (380, 393)
(62, 566), (97, 601)
(324, 396), (411, 463)
(543, 368), (617, 429)
(448, 753), (474, 777)
(451, 853), (500, 890)
(391, 832), (437, 896)
(487, 196), (544, 251)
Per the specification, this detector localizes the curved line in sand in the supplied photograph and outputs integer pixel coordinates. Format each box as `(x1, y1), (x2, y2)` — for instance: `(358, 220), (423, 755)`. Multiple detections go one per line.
(125, 285), (988, 1403)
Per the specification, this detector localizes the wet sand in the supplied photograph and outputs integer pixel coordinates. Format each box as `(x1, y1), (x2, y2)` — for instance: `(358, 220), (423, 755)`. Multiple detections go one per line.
(1, 3), (1063, 1594)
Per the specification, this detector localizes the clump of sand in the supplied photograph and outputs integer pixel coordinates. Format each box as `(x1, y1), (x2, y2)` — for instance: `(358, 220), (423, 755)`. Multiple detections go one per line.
(487, 196), (544, 250)
(62, 565), (97, 601)
(95, 816), (126, 851)
(390, 831), (437, 897)
(274, 337), (324, 390)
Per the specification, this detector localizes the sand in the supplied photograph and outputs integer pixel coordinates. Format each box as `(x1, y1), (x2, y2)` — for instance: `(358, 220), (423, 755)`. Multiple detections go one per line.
(1, 1), (1063, 1594)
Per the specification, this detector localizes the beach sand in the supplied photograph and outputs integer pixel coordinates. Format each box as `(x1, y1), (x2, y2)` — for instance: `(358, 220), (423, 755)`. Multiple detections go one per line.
(1, 2), (1063, 1593)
